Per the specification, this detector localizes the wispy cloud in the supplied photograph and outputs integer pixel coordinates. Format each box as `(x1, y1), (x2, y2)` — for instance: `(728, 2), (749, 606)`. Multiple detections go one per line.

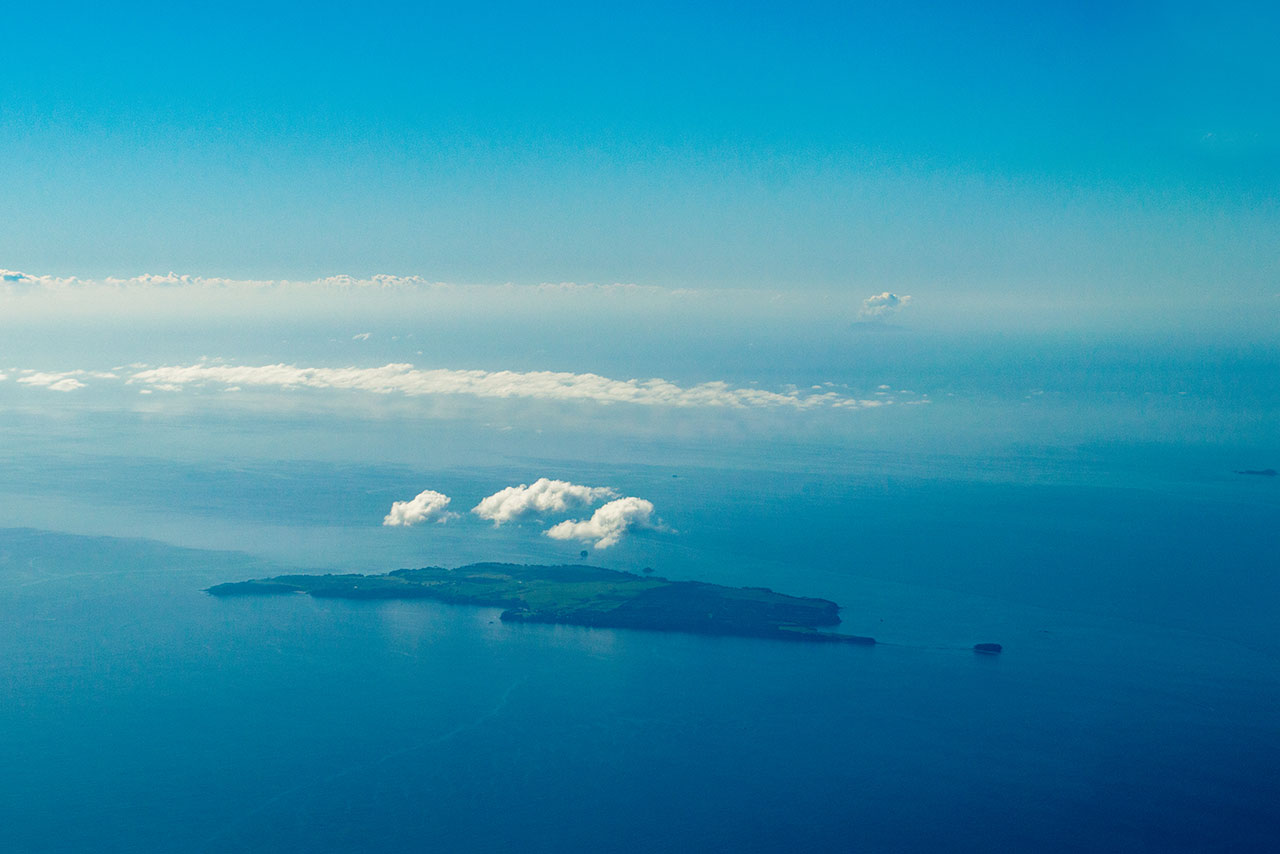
(859, 292), (912, 319)
(0, 268), (682, 295)
(126, 362), (875, 409)
(14, 370), (115, 392)
(472, 478), (617, 525)
(382, 489), (456, 526)
(545, 497), (657, 549)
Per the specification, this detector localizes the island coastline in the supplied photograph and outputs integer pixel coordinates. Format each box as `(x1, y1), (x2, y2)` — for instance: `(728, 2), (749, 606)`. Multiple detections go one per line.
(208, 562), (878, 646)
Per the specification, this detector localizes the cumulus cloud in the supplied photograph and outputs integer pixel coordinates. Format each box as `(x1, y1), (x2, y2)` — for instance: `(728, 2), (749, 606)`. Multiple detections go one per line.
(352, 332), (371, 341)
(472, 478), (617, 525)
(382, 489), (456, 526)
(126, 362), (874, 409)
(859, 292), (913, 319)
(545, 497), (657, 549)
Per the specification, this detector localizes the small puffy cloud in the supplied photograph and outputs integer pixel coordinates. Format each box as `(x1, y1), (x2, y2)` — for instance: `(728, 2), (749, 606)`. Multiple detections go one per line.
(382, 489), (456, 526)
(352, 332), (371, 341)
(473, 478), (617, 525)
(545, 497), (656, 549)
(859, 292), (913, 319)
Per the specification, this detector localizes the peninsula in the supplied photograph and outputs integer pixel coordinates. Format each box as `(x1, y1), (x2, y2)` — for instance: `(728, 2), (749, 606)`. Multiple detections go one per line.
(208, 562), (876, 645)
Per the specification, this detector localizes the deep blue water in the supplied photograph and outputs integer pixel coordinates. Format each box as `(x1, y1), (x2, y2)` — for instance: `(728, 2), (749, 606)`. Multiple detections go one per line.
(2, 454), (1277, 852)
(1, 319), (1277, 851)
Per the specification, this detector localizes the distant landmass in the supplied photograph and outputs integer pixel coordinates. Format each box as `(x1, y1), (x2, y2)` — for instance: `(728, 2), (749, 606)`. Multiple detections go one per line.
(208, 563), (877, 645)
(1234, 468), (1277, 477)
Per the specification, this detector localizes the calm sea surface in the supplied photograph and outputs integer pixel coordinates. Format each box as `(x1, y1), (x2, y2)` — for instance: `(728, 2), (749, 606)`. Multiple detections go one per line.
(1, 453), (1276, 852)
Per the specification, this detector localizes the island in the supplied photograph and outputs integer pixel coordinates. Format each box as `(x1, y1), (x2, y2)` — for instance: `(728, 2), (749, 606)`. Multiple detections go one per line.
(208, 562), (877, 645)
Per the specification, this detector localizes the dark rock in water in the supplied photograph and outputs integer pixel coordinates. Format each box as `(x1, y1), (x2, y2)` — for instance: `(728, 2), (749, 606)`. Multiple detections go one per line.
(1234, 468), (1277, 477)
(973, 643), (1003, 654)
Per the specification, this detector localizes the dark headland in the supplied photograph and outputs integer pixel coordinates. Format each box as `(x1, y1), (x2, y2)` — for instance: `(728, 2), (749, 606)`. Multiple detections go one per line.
(208, 562), (877, 645)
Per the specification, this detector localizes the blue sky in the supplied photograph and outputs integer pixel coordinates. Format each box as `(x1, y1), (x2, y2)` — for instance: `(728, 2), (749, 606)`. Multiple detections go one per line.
(2, 0), (1277, 304)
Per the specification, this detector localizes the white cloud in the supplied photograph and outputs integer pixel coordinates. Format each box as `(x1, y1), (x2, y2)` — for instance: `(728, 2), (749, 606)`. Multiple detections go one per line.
(352, 332), (371, 341)
(473, 478), (617, 526)
(126, 362), (873, 409)
(17, 371), (87, 392)
(382, 489), (456, 526)
(859, 292), (913, 319)
(545, 497), (657, 549)
(0, 268), (671, 294)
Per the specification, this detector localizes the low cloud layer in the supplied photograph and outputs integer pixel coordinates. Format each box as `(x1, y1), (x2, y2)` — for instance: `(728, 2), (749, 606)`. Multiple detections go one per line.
(545, 497), (657, 549)
(127, 362), (872, 409)
(1, 361), (913, 410)
(382, 489), (456, 526)
(0, 269), (684, 296)
(859, 292), (913, 319)
(13, 368), (113, 391)
(473, 478), (617, 525)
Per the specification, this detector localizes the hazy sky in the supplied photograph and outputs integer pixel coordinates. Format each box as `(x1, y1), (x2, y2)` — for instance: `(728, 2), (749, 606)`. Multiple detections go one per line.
(3, 0), (1277, 312)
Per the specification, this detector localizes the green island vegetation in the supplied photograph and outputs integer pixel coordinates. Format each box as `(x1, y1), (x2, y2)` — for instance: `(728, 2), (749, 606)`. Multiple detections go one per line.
(208, 563), (876, 645)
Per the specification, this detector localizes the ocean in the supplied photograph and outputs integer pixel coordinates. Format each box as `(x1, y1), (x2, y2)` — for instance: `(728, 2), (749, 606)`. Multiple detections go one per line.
(1, 440), (1276, 852)
(1, 304), (1277, 851)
